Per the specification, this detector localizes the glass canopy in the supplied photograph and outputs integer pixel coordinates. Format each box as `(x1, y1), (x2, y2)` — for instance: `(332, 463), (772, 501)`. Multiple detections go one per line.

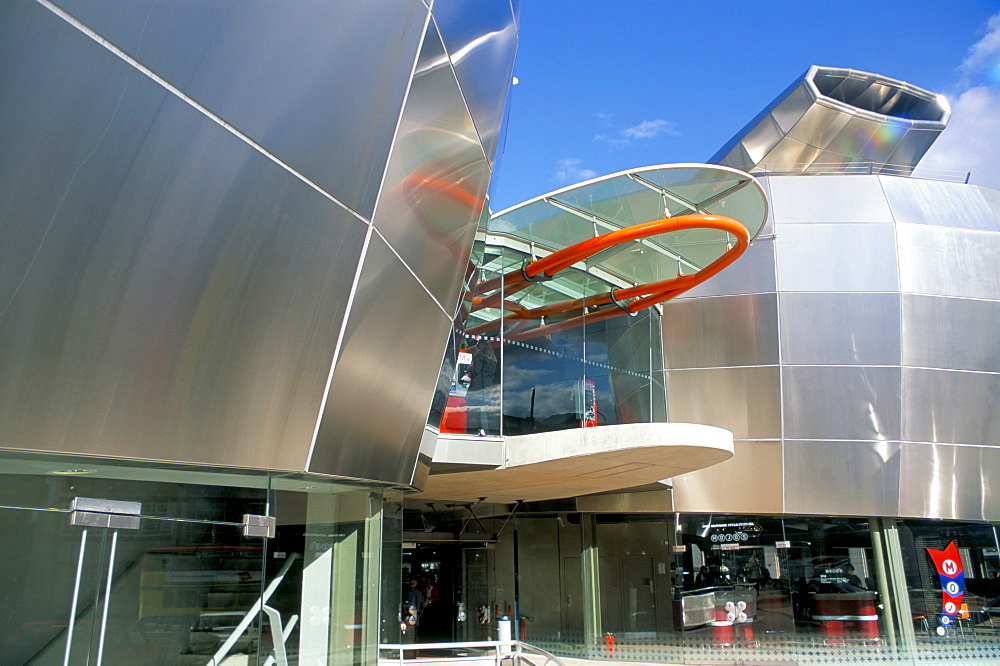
(483, 164), (768, 316)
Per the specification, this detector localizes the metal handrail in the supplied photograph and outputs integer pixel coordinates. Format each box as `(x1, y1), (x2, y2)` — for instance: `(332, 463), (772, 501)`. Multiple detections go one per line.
(379, 640), (566, 666)
(752, 161), (971, 183)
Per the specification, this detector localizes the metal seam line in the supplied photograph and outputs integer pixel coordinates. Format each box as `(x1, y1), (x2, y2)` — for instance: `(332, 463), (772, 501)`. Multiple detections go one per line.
(34, 0), (365, 224)
(303, 7), (434, 471)
(304, 223), (375, 470)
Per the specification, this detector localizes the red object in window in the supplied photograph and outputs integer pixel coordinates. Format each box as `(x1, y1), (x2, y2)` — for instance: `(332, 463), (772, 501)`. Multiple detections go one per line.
(440, 396), (467, 434)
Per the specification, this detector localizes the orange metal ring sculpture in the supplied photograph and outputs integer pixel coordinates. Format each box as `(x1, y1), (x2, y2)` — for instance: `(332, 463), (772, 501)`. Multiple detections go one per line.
(397, 174), (752, 342)
(471, 214), (750, 337)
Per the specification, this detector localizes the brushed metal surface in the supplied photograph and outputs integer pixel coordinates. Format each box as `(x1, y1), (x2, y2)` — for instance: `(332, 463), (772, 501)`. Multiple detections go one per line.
(783, 440), (900, 516)
(896, 224), (1000, 299)
(677, 238), (777, 298)
(902, 295), (1000, 372)
(886, 130), (949, 175)
(769, 82), (812, 134)
(902, 367), (1000, 447)
(785, 100), (852, 149)
(981, 185), (1000, 220)
(780, 292), (901, 365)
(835, 115), (884, 162)
(712, 66), (948, 174)
(671, 440), (783, 514)
(782, 366), (901, 441)
(898, 443), (1000, 521)
(54, 0), (429, 218)
(665, 367), (781, 440)
(0, 8), (369, 470)
(372, 25), (491, 311)
(741, 113), (784, 164)
(758, 137), (825, 173)
(662, 294), (779, 368)
(881, 177), (998, 231)
(766, 175), (894, 224)
(575, 488), (673, 513)
(776, 223), (899, 292)
(310, 233), (452, 484)
(432, 0), (518, 163)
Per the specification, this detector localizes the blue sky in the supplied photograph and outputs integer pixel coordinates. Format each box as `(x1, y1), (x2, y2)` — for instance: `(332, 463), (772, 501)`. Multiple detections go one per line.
(489, 1), (1000, 212)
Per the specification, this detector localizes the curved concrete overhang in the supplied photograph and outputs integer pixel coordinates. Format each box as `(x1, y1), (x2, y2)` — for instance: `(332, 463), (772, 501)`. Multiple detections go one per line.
(414, 422), (734, 503)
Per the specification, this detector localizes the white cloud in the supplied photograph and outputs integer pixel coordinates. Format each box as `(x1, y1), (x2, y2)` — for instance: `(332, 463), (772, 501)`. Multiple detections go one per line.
(920, 12), (1000, 189)
(958, 12), (1000, 87)
(554, 158), (597, 184)
(920, 86), (1000, 189)
(621, 118), (680, 140)
(594, 117), (680, 148)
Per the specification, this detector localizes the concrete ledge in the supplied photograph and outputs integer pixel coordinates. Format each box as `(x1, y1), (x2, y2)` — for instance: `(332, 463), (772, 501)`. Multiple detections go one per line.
(415, 422), (733, 502)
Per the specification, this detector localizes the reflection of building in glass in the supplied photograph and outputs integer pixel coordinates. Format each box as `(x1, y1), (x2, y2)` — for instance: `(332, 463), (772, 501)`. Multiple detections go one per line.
(1, 3), (999, 664)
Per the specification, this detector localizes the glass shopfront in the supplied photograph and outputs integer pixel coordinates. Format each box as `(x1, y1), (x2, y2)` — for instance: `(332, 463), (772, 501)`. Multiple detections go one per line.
(0, 453), (383, 666)
(443, 510), (1000, 664)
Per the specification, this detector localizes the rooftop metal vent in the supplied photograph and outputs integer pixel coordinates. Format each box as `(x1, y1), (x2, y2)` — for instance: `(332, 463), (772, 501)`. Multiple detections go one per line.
(710, 66), (950, 176)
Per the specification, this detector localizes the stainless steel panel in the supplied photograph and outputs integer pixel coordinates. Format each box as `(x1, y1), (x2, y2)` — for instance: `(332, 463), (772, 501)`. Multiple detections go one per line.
(783, 366), (901, 441)
(671, 441), (783, 514)
(897, 224), (1000, 299)
(576, 488), (673, 513)
(372, 25), (490, 311)
(509, 0), (521, 24)
(832, 115), (884, 162)
(885, 130), (946, 175)
(310, 233), (452, 484)
(902, 368), (1000, 446)
(432, 0), (518, 163)
(769, 82), (812, 134)
(55, 0), (429, 218)
(661, 294), (779, 368)
(758, 138), (824, 172)
(740, 112), (784, 164)
(903, 294), (1000, 372)
(718, 141), (754, 172)
(882, 177), (998, 231)
(785, 102), (853, 150)
(899, 443), (1000, 521)
(780, 293), (901, 366)
(665, 367), (781, 440)
(0, 7), (370, 471)
(980, 185), (1000, 221)
(678, 238), (777, 298)
(775, 223), (899, 292)
(783, 440), (901, 516)
(767, 175), (893, 224)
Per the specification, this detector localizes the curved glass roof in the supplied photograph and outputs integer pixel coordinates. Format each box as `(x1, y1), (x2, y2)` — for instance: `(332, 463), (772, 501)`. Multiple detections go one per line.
(488, 164), (768, 292)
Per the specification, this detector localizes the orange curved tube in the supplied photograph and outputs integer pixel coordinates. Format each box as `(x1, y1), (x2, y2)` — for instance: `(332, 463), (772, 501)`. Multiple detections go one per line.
(407, 174), (755, 342)
(472, 214), (748, 322)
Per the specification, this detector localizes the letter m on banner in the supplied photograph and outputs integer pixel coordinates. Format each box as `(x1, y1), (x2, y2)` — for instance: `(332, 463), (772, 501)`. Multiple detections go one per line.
(926, 541), (965, 628)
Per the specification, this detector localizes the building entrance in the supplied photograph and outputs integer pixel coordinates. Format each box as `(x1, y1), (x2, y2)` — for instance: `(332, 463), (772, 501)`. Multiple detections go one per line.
(401, 541), (495, 644)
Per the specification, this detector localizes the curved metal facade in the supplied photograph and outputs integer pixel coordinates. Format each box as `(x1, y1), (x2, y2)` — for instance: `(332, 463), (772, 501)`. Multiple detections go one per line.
(666, 175), (1000, 522)
(711, 66), (949, 176)
(0, 1), (518, 485)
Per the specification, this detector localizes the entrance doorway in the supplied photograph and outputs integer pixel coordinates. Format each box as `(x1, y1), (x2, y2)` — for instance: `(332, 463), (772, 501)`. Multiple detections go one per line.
(402, 542), (495, 643)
